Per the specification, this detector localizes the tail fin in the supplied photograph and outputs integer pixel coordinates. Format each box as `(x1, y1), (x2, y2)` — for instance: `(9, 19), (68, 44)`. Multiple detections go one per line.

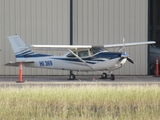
(8, 35), (34, 61)
(8, 35), (27, 53)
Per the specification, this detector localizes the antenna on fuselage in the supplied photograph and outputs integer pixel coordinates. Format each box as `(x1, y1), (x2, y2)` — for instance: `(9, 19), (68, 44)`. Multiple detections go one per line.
(73, 41), (77, 45)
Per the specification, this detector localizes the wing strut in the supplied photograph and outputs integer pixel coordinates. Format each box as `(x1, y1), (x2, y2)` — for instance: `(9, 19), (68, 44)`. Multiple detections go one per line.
(67, 49), (94, 70)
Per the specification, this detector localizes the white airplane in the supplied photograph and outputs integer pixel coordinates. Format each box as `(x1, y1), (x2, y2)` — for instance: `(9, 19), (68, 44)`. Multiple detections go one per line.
(5, 35), (155, 80)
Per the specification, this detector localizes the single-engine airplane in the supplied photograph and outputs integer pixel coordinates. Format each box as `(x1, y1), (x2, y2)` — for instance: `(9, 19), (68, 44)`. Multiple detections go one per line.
(5, 35), (155, 80)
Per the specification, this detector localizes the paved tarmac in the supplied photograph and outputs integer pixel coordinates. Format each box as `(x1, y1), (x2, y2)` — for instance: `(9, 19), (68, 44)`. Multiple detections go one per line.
(0, 75), (159, 87)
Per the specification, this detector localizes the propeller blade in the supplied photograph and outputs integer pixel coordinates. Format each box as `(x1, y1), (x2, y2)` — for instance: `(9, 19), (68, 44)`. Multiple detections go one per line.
(117, 57), (124, 63)
(123, 37), (126, 53)
(127, 57), (135, 64)
(118, 37), (126, 52)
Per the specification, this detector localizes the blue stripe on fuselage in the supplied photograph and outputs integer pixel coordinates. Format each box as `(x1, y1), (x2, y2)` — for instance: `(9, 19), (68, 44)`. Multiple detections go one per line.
(52, 52), (122, 64)
(16, 54), (51, 58)
(15, 50), (51, 58)
(53, 58), (97, 64)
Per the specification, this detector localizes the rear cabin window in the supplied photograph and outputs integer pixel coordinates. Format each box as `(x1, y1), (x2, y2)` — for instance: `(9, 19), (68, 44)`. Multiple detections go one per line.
(67, 52), (76, 57)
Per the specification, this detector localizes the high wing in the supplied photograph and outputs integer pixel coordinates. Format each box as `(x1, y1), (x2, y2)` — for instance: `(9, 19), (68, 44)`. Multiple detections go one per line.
(30, 41), (155, 50)
(30, 45), (92, 51)
(102, 41), (156, 48)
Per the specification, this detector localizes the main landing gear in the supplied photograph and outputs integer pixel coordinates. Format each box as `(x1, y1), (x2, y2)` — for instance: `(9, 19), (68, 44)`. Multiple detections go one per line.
(101, 72), (115, 80)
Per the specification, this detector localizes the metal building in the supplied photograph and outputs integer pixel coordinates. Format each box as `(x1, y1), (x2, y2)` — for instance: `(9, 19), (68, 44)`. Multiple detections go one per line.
(0, 0), (149, 75)
(73, 0), (148, 75)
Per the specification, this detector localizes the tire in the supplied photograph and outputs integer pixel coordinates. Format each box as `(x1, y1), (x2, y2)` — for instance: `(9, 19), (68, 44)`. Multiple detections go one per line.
(101, 73), (107, 79)
(110, 74), (115, 80)
(69, 74), (76, 80)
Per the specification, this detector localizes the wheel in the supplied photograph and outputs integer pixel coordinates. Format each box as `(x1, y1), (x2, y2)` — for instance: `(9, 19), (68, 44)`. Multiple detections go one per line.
(69, 74), (76, 80)
(101, 73), (107, 79)
(110, 74), (115, 80)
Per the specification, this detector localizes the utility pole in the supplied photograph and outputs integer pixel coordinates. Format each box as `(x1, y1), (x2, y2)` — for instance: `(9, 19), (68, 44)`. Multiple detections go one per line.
(70, 0), (73, 76)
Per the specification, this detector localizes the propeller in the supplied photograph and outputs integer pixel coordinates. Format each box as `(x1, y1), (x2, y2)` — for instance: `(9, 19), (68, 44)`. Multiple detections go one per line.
(118, 38), (135, 65)
(117, 55), (135, 65)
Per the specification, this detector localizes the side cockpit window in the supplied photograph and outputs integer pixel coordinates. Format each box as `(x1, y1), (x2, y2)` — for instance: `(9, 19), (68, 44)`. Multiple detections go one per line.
(67, 50), (89, 58)
(78, 50), (88, 57)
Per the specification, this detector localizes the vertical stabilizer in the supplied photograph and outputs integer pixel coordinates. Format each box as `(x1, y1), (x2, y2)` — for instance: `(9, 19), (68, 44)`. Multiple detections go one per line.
(8, 35), (32, 61)
(8, 35), (26, 53)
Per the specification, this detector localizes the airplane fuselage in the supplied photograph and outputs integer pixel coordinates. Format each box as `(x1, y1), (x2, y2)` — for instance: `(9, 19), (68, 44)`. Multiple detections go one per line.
(23, 51), (127, 71)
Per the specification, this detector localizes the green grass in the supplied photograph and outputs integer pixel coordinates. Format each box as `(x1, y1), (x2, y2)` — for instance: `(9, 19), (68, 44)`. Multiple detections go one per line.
(0, 85), (160, 120)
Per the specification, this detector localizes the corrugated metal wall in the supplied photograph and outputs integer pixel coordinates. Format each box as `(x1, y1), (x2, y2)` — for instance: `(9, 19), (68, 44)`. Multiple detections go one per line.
(0, 0), (148, 76)
(73, 0), (148, 75)
(0, 0), (70, 75)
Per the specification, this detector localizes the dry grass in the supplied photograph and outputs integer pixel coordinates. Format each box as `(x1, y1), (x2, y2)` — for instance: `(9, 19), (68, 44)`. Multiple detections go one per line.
(0, 85), (160, 120)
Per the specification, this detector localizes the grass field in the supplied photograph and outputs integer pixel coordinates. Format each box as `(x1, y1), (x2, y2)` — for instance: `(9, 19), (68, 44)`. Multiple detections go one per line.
(0, 85), (160, 120)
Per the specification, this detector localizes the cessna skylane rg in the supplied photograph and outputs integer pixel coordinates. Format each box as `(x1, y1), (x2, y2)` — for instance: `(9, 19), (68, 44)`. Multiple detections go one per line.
(5, 35), (155, 80)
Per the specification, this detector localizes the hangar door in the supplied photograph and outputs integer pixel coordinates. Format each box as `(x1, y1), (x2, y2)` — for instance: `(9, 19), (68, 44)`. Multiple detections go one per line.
(149, 0), (160, 75)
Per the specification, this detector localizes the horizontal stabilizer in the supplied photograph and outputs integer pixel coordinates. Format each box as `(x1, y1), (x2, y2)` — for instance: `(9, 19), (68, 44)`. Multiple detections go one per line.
(4, 61), (34, 67)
